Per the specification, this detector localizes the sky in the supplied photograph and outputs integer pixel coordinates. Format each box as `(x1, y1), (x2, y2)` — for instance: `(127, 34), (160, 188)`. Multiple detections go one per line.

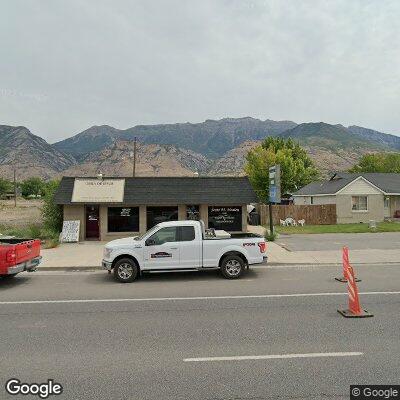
(1, 0), (399, 142)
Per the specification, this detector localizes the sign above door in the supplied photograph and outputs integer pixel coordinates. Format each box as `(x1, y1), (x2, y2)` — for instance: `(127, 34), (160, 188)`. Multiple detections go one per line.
(71, 178), (125, 203)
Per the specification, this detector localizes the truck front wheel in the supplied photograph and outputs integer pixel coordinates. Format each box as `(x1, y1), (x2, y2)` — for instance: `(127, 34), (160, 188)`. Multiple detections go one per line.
(220, 255), (244, 279)
(113, 258), (139, 283)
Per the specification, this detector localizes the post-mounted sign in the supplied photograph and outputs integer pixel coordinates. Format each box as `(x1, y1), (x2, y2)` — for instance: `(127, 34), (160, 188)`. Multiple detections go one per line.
(71, 179), (125, 203)
(269, 165), (281, 203)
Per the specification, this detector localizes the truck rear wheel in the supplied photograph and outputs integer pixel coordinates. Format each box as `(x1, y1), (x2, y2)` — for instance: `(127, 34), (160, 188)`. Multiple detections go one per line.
(220, 255), (244, 279)
(113, 258), (139, 283)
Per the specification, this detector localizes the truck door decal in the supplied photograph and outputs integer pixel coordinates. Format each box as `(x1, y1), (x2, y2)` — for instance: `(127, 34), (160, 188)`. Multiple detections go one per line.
(151, 252), (172, 259)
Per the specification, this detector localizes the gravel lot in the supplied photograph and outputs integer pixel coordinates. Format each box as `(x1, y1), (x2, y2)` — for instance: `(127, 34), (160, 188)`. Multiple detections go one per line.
(0, 199), (43, 227)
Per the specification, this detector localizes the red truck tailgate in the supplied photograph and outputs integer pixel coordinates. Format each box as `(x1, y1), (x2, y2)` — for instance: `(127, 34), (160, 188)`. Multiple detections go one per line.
(15, 239), (41, 264)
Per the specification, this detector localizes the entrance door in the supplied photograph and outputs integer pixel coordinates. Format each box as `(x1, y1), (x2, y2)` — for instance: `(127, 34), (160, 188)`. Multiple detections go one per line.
(86, 205), (100, 240)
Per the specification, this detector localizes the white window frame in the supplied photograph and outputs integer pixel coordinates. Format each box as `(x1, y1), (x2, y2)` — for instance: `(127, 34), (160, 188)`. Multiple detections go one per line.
(351, 196), (368, 212)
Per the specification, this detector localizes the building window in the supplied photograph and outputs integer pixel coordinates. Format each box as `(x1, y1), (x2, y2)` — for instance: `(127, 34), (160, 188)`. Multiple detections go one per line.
(310, 196), (314, 205)
(352, 196), (368, 211)
(208, 206), (242, 232)
(186, 205), (200, 220)
(147, 206), (178, 230)
(108, 207), (139, 232)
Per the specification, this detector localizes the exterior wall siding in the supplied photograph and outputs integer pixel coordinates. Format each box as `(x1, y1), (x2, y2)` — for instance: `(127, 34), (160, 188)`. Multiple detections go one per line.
(339, 178), (382, 195)
(63, 205), (85, 241)
(312, 195), (336, 205)
(293, 196), (311, 205)
(293, 196), (336, 205)
(336, 194), (384, 223)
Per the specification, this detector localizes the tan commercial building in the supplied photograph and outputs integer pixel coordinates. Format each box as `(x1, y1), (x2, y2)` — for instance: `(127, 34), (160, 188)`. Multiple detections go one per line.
(293, 173), (400, 224)
(54, 176), (258, 241)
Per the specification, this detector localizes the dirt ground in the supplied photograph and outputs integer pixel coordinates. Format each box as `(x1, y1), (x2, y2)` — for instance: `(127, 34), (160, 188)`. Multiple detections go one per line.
(0, 199), (43, 227)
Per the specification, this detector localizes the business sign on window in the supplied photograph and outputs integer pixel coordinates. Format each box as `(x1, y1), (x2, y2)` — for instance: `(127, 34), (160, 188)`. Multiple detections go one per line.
(71, 179), (125, 203)
(208, 206), (242, 232)
(108, 207), (139, 232)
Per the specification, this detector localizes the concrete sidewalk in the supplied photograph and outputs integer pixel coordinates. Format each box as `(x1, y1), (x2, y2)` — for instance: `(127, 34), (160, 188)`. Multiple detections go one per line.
(41, 242), (106, 270)
(39, 235), (400, 270)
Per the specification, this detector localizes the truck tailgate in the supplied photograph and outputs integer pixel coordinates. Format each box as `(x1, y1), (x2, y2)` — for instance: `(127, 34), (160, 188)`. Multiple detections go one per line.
(15, 239), (41, 264)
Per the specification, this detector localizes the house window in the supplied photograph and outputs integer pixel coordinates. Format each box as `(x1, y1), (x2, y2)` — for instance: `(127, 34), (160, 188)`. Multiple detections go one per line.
(108, 207), (139, 232)
(310, 197), (314, 205)
(352, 196), (368, 211)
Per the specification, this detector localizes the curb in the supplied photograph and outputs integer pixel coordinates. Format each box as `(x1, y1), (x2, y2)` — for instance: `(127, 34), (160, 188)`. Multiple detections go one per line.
(38, 266), (103, 272)
(36, 261), (400, 272)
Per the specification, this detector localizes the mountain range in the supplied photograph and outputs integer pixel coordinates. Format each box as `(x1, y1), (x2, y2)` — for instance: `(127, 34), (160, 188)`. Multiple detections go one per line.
(0, 118), (399, 180)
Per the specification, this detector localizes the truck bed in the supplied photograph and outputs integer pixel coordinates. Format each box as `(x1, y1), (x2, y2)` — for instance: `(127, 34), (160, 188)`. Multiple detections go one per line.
(0, 238), (35, 244)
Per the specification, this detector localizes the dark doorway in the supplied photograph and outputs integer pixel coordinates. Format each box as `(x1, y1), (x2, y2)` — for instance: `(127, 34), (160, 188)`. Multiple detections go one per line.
(85, 205), (100, 240)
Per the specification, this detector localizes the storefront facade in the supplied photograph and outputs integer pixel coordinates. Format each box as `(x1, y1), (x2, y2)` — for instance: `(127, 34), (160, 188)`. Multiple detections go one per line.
(55, 177), (258, 241)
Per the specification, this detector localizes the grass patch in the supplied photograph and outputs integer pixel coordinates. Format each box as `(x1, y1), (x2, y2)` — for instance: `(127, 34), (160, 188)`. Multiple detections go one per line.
(275, 221), (400, 234)
(0, 223), (60, 248)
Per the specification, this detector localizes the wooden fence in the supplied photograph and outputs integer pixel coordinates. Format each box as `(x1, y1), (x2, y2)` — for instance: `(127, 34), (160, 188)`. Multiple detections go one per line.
(258, 204), (337, 226)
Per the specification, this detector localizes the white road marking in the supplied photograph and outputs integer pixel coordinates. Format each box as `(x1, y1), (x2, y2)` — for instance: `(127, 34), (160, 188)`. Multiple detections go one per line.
(0, 291), (399, 305)
(183, 352), (364, 362)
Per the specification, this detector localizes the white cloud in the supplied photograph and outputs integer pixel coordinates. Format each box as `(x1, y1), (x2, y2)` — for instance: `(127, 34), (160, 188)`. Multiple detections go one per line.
(0, 0), (399, 141)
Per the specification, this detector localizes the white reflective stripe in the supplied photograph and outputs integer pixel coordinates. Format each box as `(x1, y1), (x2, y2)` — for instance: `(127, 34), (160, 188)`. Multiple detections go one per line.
(184, 352), (364, 362)
(1, 291), (400, 305)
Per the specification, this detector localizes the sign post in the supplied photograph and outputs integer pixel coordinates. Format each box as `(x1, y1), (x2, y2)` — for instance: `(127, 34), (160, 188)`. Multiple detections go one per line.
(268, 165), (281, 235)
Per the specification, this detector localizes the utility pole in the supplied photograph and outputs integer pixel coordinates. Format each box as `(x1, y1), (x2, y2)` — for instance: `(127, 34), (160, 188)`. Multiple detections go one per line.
(13, 167), (17, 207)
(132, 137), (137, 177)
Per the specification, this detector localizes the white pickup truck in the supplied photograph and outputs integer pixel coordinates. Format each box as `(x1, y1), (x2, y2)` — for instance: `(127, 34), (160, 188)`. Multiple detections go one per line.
(102, 220), (267, 282)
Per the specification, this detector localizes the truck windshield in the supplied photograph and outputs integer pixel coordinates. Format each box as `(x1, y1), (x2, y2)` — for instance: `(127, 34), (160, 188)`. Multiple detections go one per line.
(134, 225), (160, 241)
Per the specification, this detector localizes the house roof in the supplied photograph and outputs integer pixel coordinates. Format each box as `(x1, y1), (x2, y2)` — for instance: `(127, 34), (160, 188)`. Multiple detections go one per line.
(54, 176), (258, 205)
(294, 173), (400, 196)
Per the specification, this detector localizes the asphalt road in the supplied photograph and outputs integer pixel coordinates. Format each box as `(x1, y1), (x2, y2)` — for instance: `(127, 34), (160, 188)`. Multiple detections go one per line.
(1, 265), (400, 400)
(276, 232), (400, 251)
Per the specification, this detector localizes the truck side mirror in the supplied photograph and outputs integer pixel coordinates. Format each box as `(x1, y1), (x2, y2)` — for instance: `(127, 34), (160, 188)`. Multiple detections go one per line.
(145, 238), (156, 246)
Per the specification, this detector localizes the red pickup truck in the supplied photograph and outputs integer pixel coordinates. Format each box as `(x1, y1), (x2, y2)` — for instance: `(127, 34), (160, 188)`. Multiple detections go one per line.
(0, 238), (42, 278)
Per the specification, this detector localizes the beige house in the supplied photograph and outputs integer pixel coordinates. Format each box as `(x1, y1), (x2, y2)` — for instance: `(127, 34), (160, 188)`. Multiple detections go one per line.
(293, 173), (400, 224)
(54, 176), (257, 241)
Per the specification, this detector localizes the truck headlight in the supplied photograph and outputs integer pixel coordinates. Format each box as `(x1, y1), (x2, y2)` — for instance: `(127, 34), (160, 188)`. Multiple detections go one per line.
(103, 248), (112, 259)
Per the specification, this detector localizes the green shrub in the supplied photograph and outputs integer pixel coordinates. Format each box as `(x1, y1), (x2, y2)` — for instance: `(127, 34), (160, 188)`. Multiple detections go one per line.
(27, 224), (42, 239)
(265, 231), (277, 242)
(41, 180), (63, 233)
(0, 178), (13, 198)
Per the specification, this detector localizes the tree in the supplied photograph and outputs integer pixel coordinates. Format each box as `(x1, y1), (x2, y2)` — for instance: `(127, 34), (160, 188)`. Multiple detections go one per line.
(244, 137), (319, 202)
(21, 177), (45, 198)
(0, 178), (13, 198)
(350, 153), (400, 173)
(41, 180), (63, 233)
